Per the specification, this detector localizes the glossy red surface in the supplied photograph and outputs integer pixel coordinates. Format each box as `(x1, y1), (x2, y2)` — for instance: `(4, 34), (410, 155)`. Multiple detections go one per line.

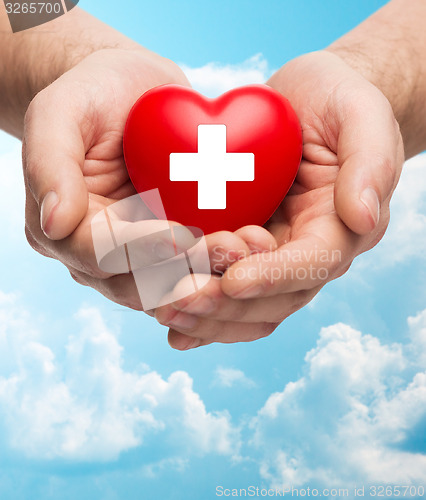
(123, 84), (302, 234)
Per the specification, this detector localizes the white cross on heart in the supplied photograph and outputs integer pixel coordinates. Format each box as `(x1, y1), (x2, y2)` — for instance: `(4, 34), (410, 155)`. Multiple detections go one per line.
(169, 124), (255, 209)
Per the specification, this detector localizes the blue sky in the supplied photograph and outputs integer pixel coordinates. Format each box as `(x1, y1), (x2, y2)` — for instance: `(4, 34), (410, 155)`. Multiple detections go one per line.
(1, 0), (426, 499)
(83, 0), (387, 68)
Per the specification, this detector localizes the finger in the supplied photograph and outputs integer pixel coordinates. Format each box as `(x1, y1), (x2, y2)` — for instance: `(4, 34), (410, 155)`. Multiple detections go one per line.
(220, 213), (360, 298)
(76, 229), (251, 313)
(333, 88), (404, 235)
(160, 274), (321, 323)
(155, 278), (280, 345)
(234, 225), (278, 254)
(166, 320), (279, 350)
(93, 217), (198, 273)
(25, 193), (117, 279)
(26, 193), (200, 280)
(68, 267), (144, 311)
(23, 89), (88, 240)
(205, 230), (251, 274)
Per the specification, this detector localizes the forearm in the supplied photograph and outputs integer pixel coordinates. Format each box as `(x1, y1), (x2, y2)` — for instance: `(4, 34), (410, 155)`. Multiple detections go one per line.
(0, 5), (158, 137)
(327, 0), (426, 159)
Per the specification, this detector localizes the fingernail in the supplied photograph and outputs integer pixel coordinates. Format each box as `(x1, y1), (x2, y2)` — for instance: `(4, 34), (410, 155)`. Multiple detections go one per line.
(360, 187), (380, 227)
(168, 311), (199, 331)
(233, 284), (264, 299)
(40, 191), (59, 238)
(153, 241), (176, 260)
(174, 294), (216, 315)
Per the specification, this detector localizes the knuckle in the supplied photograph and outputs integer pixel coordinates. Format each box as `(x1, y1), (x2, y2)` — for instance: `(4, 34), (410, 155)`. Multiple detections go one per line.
(288, 299), (309, 317)
(24, 98), (37, 130)
(72, 238), (111, 279)
(327, 258), (343, 280)
(117, 298), (143, 312)
(274, 288), (321, 323)
(379, 155), (396, 188)
(257, 322), (278, 340)
(123, 298), (143, 312)
(24, 88), (49, 132)
(333, 262), (352, 280)
(227, 299), (250, 321)
(243, 322), (278, 343)
(69, 271), (87, 286)
(322, 264), (340, 285)
(104, 275), (144, 311)
(81, 260), (110, 280)
(24, 225), (51, 258)
(274, 308), (291, 323)
(22, 138), (35, 177)
(275, 300), (306, 323)
(24, 225), (38, 249)
(22, 147), (43, 194)
(161, 57), (191, 86)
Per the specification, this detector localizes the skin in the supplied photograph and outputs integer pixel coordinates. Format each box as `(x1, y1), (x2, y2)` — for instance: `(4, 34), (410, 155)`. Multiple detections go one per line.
(157, 0), (426, 350)
(0, 6), (263, 313)
(23, 48), (260, 311)
(1, 1), (425, 350)
(156, 51), (404, 349)
(0, 5), (147, 136)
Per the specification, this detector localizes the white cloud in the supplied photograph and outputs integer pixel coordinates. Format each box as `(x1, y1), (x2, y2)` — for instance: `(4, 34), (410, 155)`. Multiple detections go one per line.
(213, 366), (256, 388)
(0, 135), (25, 241)
(0, 130), (19, 154)
(408, 308), (426, 366)
(250, 313), (426, 490)
(141, 456), (188, 479)
(0, 71), (425, 491)
(358, 153), (426, 268)
(0, 294), (241, 462)
(181, 54), (273, 97)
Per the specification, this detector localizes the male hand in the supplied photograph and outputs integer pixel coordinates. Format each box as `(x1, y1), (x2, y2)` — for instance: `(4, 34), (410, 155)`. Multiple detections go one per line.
(155, 51), (404, 350)
(23, 48), (262, 310)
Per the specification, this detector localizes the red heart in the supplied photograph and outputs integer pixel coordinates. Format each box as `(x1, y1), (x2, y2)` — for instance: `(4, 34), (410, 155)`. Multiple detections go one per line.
(123, 84), (302, 234)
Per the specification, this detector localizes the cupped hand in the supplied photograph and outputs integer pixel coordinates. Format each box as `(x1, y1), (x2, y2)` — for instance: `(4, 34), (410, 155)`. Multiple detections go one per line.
(155, 50), (405, 350)
(23, 48), (258, 309)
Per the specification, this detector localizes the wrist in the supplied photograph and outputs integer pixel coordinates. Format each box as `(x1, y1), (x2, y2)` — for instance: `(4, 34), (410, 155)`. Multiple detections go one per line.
(0, 6), (150, 137)
(326, 43), (415, 130)
(326, 0), (426, 159)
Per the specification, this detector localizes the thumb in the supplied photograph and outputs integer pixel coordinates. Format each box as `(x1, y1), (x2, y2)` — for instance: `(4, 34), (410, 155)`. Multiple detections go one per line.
(333, 91), (404, 235)
(23, 95), (88, 241)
